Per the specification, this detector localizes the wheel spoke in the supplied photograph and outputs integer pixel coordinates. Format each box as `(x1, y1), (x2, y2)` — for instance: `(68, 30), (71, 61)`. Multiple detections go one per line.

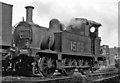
(43, 66), (48, 69)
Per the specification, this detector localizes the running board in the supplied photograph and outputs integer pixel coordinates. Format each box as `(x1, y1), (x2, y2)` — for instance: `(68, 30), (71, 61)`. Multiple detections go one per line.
(76, 66), (90, 69)
(61, 66), (90, 69)
(61, 66), (76, 69)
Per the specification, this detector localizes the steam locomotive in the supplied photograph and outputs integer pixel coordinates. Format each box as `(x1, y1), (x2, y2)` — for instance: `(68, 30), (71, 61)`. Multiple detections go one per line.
(2, 4), (103, 77)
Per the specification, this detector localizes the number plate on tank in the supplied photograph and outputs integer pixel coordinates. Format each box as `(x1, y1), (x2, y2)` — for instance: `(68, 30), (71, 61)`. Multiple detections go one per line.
(71, 41), (84, 52)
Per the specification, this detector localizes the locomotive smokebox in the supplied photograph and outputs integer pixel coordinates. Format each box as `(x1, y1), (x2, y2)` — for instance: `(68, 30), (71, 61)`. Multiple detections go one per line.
(25, 6), (34, 22)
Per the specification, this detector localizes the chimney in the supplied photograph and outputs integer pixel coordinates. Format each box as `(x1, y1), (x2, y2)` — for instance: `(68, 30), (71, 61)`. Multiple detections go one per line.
(25, 6), (34, 22)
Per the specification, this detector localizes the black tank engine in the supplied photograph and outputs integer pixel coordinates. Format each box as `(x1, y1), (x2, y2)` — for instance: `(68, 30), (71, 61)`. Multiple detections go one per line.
(2, 5), (103, 77)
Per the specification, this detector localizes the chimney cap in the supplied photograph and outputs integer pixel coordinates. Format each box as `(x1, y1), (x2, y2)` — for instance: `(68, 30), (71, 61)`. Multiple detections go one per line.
(25, 6), (34, 9)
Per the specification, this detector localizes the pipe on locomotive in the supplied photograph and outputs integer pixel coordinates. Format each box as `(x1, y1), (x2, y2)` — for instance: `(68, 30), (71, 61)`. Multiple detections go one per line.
(25, 6), (34, 22)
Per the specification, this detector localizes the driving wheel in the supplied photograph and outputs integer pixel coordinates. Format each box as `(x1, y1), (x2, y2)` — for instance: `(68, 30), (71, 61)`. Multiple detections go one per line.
(38, 56), (56, 77)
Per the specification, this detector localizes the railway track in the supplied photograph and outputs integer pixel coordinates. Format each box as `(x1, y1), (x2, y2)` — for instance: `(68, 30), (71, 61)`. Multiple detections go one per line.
(88, 70), (120, 83)
(1, 69), (120, 83)
(1, 69), (92, 83)
(93, 74), (120, 82)
(2, 76), (71, 83)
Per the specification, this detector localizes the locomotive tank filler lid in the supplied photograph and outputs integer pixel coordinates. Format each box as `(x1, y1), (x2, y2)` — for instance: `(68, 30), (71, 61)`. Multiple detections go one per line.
(25, 6), (34, 23)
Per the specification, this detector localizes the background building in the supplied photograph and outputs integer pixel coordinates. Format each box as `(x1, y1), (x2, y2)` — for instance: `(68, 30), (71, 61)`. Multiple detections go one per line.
(109, 47), (120, 65)
(100, 45), (110, 66)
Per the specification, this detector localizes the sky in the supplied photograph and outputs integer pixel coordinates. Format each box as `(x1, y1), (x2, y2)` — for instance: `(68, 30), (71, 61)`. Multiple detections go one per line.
(1, 0), (119, 48)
